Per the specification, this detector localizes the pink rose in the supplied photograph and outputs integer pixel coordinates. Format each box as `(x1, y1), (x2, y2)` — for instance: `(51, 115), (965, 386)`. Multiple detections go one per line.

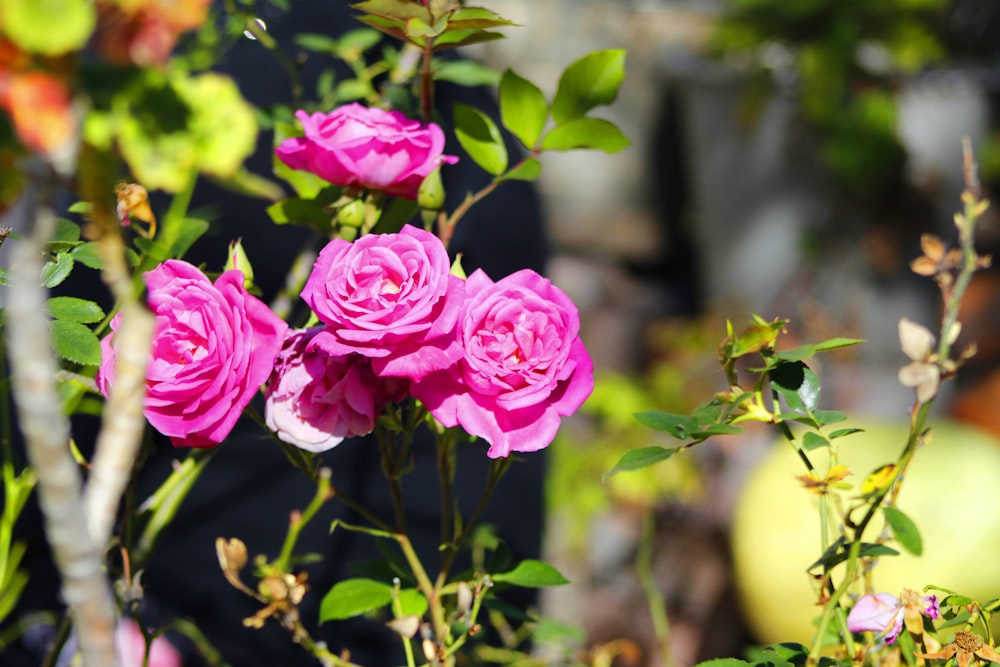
(300, 226), (464, 382)
(116, 618), (181, 667)
(265, 327), (408, 452)
(412, 269), (594, 458)
(97, 260), (287, 448)
(275, 103), (458, 199)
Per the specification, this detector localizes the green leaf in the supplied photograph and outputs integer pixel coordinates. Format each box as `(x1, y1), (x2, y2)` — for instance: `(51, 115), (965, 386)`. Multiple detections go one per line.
(267, 198), (332, 228)
(71, 242), (106, 270)
(397, 588), (428, 617)
(551, 49), (626, 124)
(53, 217), (81, 243)
(884, 506), (923, 556)
(0, 0), (95, 55)
(371, 198), (419, 235)
(319, 578), (393, 622)
(177, 72), (258, 180)
(41, 253), (74, 288)
(603, 446), (678, 481)
(434, 60), (502, 87)
(293, 33), (340, 53)
(499, 69), (548, 149)
(47, 296), (105, 324)
(770, 361), (820, 412)
(336, 28), (383, 55)
(136, 217), (210, 267)
(50, 320), (102, 366)
(813, 337), (865, 352)
(633, 410), (699, 439)
(405, 15), (446, 41)
(500, 158), (542, 182)
(447, 7), (518, 30)
(453, 102), (508, 175)
(801, 431), (829, 451)
(350, 0), (432, 24)
(432, 29), (505, 50)
(829, 427), (863, 440)
(541, 118), (629, 153)
(117, 71), (257, 193)
(492, 559), (569, 587)
(694, 660), (751, 667)
(814, 410), (847, 427)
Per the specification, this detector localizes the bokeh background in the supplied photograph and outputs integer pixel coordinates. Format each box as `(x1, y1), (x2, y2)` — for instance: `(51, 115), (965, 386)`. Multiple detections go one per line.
(460, 0), (1000, 664)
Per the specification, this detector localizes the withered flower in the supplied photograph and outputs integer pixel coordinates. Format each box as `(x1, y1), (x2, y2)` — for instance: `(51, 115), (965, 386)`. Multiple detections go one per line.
(917, 630), (1000, 667)
(898, 318), (940, 404)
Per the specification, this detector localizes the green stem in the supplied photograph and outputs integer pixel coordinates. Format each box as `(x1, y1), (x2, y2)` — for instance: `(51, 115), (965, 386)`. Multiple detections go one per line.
(637, 511), (675, 667)
(440, 456), (512, 578)
(136, 448), (214, 562)
(390, 581), (418, 667)
(439, 153), (539, 250)
(376, 421), (408, 533)
(436, 428), (457, 570)
(224, 0), (303, 107)
(397, 532), (449, 659)
(274, 468), (332, 572)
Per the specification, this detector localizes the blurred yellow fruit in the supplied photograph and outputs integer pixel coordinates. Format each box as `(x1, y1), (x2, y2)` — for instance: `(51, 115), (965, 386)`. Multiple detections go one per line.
(731, 420), (1000, 646)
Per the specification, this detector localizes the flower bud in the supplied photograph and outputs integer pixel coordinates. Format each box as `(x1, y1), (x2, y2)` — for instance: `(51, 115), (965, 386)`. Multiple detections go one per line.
(224, 238), (255, 288)
(417, 164), (445, 211)
(337, 198), (365, 228)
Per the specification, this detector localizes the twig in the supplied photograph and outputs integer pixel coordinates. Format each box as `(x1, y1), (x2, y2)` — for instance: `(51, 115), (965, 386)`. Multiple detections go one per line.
(7, 191), (119, 667)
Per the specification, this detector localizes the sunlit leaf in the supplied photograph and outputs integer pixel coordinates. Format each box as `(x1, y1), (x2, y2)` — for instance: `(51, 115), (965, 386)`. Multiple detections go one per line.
(603, 446), (678, 481)
(551, 49), (626, 124)
(541, 118), (629, 153)
(884, 506), (922, 556)
(492, 560), (569, 587)
(453, 102), (507, 175)
(41, 253), (74, 288)
(319, 578), (393, 622)
(46, 296), (105, 324)
(499, 69), (548, 149)
(50, 320), (101, 366)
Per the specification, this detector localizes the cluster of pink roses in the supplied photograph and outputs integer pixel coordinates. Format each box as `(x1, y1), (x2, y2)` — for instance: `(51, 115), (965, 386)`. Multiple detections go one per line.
(98, 102), (593, 457)
(98, 226), (593, 458)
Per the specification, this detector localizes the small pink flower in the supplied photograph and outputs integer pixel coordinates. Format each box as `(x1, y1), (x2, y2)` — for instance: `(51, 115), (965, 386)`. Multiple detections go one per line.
(116, 618), (181, 667)
(848, 593), (904, 644)
(848, 590), (939, 645)
(97, 260), (287, 448)
(413, 268), (594, 458)
(275, 103), (458, 199)
(300, 226), (464, 382)
(265, 327), (408, 452)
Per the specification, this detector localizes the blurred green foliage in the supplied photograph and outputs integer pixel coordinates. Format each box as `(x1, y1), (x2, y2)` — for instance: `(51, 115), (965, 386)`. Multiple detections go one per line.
(709, 0), (948, 201)
(546, 318), (724, 549)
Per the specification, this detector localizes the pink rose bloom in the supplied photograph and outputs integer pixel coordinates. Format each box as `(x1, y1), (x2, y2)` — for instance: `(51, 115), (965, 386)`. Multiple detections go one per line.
(300, 226), (464, 382)
(275, 102), (458, 199)
(97, 260), (287, 448)
(413, 268), (594, 458)
(265, 327), (408, 452)
(116, 617), (181, 667)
